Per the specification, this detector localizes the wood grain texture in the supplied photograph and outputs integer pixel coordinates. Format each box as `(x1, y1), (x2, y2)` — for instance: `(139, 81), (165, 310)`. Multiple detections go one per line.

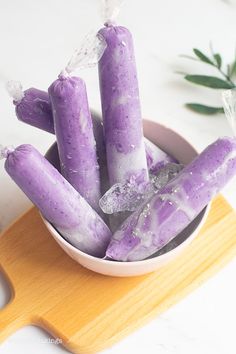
(0, 196), (236, 353)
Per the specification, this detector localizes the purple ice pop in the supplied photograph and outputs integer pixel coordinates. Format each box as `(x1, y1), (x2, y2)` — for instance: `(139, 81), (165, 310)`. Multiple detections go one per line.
(92, 115), (110, 194)
(106, 137), (236, 261)
(14, 87), (54, 134)
(1, 144), (111, 257)
(98, 25), (148, 186)
(8, 85), (176, 181)
(144, 138), (177, 174)
(48, 75), (101, 213)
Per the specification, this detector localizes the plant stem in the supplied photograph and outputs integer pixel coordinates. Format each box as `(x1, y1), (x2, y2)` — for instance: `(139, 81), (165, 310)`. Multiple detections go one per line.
(217, 66), (235, 86)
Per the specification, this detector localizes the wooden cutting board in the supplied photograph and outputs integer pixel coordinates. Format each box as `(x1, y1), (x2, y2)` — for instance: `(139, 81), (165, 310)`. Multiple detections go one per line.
(0, 195), (236, 354)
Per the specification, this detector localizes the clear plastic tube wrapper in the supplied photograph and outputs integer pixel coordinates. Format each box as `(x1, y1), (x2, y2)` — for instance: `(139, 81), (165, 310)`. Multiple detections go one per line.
(48, 33), (107, 213)
(48, 75), (101, 213)
(98, 24), (148, 186)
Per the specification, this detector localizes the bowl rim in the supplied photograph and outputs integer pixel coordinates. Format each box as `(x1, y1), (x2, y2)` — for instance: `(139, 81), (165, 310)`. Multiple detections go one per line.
(42, 118), (211, 265)
(42, 202), (210, 266)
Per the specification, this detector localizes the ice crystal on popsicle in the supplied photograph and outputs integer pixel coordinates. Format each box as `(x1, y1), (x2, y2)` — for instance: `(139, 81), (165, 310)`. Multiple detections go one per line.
(99, 163), (184, 214)
(151, 163), (184, 190)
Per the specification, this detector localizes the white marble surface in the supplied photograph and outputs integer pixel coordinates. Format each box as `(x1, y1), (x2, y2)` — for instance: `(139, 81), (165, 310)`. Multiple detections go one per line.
(0, 0), (236, 353)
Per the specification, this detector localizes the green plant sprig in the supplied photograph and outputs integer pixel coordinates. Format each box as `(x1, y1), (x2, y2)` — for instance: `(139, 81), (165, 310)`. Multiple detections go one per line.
(180, 46), (236, 115)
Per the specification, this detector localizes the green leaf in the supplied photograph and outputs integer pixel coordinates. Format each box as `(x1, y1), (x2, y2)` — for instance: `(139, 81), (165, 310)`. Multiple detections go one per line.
(213, 53), (222, 68)
(230, 59), (236, 78)
(185, 103), (224, 115)
(184, 75), (234, 89)
(193, 48), (213, 65)
(227, 64), (231, 78)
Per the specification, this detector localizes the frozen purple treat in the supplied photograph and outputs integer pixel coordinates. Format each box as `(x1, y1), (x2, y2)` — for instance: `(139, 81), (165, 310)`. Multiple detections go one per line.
(106, 137), (236, 261)
(48, 75), (101, 213)
(98, 25), (148, 186)
(144, 138), (177, 174)
(92, 115), (110, 195)
(1, 144), (111, 257)
(8, 85), (177, 181)
(99, 163), (184, 214)
(14, 87), (54, 134)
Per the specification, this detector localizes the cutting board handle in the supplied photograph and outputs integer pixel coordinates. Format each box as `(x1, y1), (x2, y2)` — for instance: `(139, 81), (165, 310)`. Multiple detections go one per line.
(0, 299), (30, 342)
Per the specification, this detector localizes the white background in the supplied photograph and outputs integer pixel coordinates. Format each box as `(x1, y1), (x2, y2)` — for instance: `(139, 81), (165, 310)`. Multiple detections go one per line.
(0, 0), (236, 353)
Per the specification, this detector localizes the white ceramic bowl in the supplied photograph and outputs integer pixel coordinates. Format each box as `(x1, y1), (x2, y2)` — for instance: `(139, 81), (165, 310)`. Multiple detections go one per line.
(42, 120), (210, 277)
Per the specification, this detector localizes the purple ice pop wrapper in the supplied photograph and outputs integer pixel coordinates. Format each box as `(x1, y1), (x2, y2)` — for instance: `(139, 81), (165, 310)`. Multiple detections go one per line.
(15, 88), (54, 134)
(98, 24), (148, 186)
(6, 81), (54, 134)
(48, 75), (101, 213)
